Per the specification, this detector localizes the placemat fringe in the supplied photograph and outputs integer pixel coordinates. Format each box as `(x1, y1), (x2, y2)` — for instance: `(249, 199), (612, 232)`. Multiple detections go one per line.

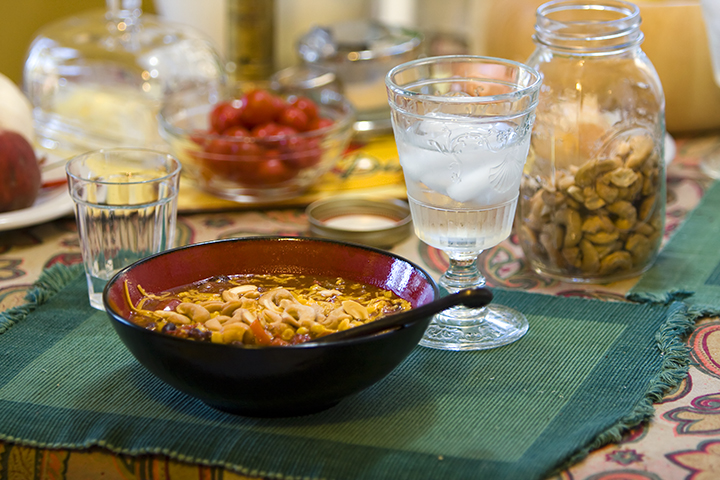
(0, 263), (84, 334)
(550, 301), (696, 475)
(626, 289), (694, 305)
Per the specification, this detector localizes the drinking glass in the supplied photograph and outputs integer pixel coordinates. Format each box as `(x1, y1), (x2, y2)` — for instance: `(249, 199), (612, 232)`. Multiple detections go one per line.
(701, 0), (720, 179)
(66, 148), (182, 310)
(386, 55), (542, 350)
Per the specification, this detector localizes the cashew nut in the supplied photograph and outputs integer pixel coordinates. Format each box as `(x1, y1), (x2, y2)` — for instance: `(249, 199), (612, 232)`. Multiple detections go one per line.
(221, 322), (250, 344)
(599, 251), (632, 274)
(200, 301), (224, 312)
(176, 303), (211, 323)
(609, 167), (639, 188)
(595, 177), (619, 204)
(228, 285), (258, 296)
(220, 300), (242, 316)
(342, 300), (370, 320)
(232, 307), (258, 325)
(626, 233), (652, 263)
(258, 288), (295, 313)
(555, 208), (582, 248)
(282, 303), (317, 327)
(562, 247), (581, 268)
(580, 239), (600, 273)
(205, 318), (223, 331)
(582, 187), (606, 210)
(221, 290), (239, 303)
(154, 310), (191, 325)
(626, 135), (654, 169)
(323, 308), (352, 330)
(585, 230), (620, 245)
(639, 195), (657, 222)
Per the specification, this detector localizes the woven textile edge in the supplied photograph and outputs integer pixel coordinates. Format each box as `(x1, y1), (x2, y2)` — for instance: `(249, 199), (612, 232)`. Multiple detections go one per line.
(0, 262), (84, 334)
(548, 300), (697, 476)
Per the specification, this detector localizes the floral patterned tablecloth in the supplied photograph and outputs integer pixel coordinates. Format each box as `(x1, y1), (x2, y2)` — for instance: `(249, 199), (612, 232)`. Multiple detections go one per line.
(0, 134), (719, 480)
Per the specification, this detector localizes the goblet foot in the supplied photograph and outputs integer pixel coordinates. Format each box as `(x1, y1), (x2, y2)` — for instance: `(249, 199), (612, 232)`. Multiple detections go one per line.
(419, 304), (528, 351)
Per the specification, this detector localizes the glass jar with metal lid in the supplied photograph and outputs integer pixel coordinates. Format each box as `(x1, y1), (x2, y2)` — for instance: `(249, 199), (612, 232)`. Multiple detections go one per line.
(516, 0), (666, 283)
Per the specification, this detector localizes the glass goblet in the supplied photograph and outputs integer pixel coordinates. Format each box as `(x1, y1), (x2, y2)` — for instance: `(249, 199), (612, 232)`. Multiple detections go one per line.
(386, 55), (542, 351)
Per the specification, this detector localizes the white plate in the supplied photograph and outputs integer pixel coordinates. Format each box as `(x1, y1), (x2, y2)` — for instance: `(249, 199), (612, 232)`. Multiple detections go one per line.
(0, 160), (74, 232)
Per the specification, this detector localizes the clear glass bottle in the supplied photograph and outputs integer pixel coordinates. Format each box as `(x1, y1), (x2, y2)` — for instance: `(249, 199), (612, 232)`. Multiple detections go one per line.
(517, 0), (666, 283)
(23, 0), (227, 159)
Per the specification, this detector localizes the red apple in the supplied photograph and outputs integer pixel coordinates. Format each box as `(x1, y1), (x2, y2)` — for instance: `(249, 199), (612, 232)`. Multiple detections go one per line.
(0, 130), (42, 213)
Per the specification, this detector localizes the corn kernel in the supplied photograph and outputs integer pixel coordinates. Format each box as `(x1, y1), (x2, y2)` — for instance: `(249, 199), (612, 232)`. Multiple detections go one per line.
(297, 327), (309, 335)
(310, 324), (328, 335)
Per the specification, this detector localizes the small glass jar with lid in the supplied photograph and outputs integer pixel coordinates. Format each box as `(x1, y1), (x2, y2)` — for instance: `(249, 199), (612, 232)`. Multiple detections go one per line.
(516, 0), (666, 283)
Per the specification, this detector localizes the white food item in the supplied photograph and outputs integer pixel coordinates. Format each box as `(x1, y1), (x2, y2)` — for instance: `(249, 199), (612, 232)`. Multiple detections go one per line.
(52, 84), (161, 147)
(0, 72), (35, 143)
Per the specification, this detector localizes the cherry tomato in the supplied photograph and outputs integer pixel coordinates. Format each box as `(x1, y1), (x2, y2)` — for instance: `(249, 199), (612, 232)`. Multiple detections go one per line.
(223, 125), (250, 137)
(289, 96), (319, 120)
(278, 106), (310, 132)
(281, 137), (322, 169)
(307, 117), (334, 131)
(256, 156), (297, 184)
(251, 122), (282, 138)
(202, 139), (263, 183)
(209, 99), (245, 133)
(240, 89), (282, 128)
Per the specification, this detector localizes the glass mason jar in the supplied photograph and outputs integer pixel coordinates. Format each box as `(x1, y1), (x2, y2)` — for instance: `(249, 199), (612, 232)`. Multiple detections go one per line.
(517, 0), (666, 283)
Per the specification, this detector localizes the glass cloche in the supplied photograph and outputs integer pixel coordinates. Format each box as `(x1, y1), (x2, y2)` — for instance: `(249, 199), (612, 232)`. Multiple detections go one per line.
(23, 0), (227, 158)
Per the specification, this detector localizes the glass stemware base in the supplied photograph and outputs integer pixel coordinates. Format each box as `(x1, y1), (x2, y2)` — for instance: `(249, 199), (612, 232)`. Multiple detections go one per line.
(419, 303), (529, 351)
(419, 252), (529, 351)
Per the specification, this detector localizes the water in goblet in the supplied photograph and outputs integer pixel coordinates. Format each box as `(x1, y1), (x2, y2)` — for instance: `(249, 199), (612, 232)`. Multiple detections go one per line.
(397, 119), (529, 350)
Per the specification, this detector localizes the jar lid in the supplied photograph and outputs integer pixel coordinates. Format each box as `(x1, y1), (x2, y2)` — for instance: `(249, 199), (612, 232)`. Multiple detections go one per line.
(306, 197), (412, 249)
(297, 20), (422, 63)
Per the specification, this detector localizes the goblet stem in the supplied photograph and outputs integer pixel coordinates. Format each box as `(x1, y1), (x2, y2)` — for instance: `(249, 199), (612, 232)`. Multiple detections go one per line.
(438, 252), (485, 293)
(419, 250), (529, 351)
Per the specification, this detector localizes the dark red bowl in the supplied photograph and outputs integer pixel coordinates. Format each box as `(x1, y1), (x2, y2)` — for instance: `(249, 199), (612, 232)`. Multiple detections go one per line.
(103, 236), (438, 417)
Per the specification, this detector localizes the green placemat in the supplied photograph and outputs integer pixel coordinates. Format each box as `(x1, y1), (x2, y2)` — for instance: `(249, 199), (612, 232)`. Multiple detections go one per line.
(629, 180), (720, 314)
(0, 264), (696, 480)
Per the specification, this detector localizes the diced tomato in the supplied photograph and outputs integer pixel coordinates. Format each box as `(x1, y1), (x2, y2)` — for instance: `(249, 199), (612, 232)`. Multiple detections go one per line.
(270, 337), (290, 346)
(250, 319), (273, 346)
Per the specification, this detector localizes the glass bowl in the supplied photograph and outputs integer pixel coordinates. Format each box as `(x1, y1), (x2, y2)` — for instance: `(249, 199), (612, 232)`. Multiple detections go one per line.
(159, 86), (355, 203)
